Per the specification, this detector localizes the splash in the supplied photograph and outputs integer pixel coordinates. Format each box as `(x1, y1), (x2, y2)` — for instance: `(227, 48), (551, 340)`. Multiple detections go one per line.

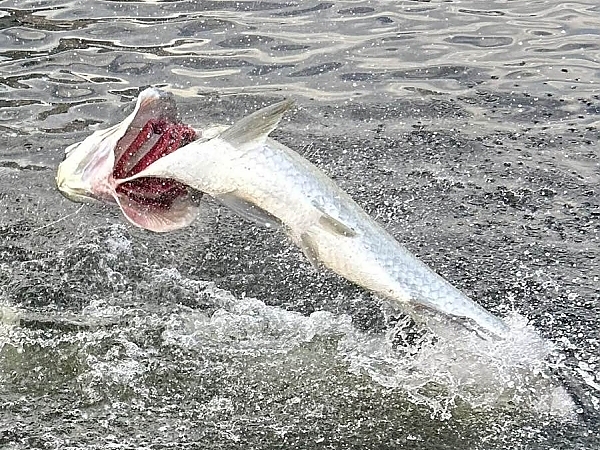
(159, 268), (354, 356)
(338, 311), (575, 419)
(157, 268), (576, 420)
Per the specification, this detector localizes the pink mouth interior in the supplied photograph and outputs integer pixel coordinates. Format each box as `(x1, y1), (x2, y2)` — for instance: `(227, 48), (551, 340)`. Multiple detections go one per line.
(114, 119), (197, 209)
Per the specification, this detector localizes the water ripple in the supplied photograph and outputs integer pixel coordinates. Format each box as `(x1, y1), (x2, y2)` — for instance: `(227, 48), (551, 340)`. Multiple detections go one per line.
(0, 0), (598, 137)
(0, 3), (599, 446)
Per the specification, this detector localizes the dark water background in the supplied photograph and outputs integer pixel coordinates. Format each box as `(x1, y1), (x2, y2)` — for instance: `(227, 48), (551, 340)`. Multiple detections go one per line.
(0, 1), (599, 449)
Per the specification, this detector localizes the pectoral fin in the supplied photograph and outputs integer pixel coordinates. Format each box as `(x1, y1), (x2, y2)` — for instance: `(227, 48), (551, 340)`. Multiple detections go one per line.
(215, 191), (281, 229)
(299, 232), (320, 269)
(318, 213), (356, 237)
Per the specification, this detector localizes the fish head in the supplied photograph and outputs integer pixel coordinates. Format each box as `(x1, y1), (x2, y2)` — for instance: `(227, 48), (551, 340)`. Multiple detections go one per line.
(56, 123), (120, 204)
(56, 87), (201, 232)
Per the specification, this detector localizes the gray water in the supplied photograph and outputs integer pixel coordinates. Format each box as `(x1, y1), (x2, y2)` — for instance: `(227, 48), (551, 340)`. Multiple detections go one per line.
(1, 1), (599, 449)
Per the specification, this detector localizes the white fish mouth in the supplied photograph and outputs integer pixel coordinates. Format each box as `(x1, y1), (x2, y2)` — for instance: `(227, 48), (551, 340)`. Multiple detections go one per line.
(113, 116), (198, 210)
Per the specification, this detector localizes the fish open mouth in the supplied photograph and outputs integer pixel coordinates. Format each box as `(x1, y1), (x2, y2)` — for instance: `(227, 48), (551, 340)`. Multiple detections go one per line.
(57, 87), (203, 232)
(113, 118), (198, 210)
(100, 88), (202, 232)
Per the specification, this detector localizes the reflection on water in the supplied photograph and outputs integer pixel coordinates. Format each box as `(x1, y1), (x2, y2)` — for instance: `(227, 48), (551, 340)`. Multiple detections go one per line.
(1, 0), (599, 134)
(0, 0), (599, 449)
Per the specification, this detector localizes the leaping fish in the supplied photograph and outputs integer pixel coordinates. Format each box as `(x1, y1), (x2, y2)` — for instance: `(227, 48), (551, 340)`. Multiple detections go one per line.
(56, 87), (510, 338)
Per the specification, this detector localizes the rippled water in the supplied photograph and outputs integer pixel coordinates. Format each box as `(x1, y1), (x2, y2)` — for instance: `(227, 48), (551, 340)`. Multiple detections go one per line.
(1, 1), (599, 449)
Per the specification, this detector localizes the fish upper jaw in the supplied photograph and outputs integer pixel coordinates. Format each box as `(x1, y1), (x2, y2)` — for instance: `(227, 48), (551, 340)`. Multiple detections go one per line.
(56, 125), (121, 204)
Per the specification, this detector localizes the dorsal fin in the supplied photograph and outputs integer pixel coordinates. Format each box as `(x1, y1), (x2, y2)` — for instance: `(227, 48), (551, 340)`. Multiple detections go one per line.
(220, 99), (294, 149)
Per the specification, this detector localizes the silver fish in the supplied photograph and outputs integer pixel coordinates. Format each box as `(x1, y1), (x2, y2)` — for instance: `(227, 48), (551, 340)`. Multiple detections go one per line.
(57, 88), (509, 338)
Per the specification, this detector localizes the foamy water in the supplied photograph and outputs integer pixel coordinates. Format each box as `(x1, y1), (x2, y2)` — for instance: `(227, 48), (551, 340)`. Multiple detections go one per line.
(154, 269), (574, 419)
(1, 0), (599, 447)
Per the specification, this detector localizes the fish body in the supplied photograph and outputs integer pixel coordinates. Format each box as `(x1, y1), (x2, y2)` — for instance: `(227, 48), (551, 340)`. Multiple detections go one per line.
(57, 88), (509, 338)
(127, 96), (510, 338)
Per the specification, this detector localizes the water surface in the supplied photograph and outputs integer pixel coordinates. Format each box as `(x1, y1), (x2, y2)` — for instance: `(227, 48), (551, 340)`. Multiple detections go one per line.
(0, 1), (599, 449)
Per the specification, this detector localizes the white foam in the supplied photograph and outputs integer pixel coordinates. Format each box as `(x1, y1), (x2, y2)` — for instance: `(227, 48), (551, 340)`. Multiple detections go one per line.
(161, 283), (353, 356)
(338, 311), (576, 418)
(104, 224), (133, 258)
(157, 268), (576, 419)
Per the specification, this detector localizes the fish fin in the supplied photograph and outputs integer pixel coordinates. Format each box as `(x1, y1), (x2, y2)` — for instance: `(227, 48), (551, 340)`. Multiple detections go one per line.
(215, 190), (281, 229)
(317, 213), (356, 237)
(299, 232), (320, 269)
(311, 204), (356, 237)
(220, 100), (294, 149)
